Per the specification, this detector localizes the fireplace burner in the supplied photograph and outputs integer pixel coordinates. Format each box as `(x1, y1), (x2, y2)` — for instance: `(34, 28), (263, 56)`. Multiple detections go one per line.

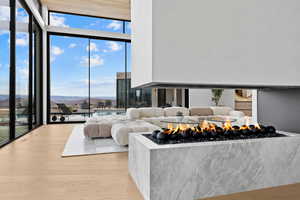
(144, 121), (286, 145)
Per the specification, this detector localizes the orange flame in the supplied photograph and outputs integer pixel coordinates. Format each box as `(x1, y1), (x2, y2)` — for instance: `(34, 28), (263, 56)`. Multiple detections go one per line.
(254, 123), (261, 129)
(200, 120), (210, 130)
(223, 120), (232, 130)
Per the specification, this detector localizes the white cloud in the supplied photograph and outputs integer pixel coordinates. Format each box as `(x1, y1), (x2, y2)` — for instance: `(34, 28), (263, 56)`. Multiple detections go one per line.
(81, 78), (114, 86)
(50, 13), (69, 27)
(52, 46), (64, 56)
(16, 33), (29, 46)
(16, 8), (29, 23)
(69, 43), (77, 48)
(81, 55), (104, 67)
(106, 41), (122, 52)
(51, 46), (64, 62)
(107, 20), (121, 31)
(0, 7), (10, 21)
(18, 68), (29, 78)
(86, 42), (98, 52)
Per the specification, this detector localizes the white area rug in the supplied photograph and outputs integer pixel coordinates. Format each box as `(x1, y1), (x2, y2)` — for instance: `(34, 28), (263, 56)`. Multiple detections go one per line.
(62, 125), (128, 157)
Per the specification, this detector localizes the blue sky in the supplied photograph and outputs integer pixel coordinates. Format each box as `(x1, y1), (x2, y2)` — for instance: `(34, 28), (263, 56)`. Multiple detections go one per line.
(0, 9), (131, 98)
(0, 6), (30, 96)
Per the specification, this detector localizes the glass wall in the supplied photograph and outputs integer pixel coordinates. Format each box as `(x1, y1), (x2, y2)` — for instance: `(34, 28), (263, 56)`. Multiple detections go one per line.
(15, 1), (30, 136)
(49, 35), (128, 122)
(49, 35), (89, 122)
(0, 4), (10, 145)
(0, 0), (43, 147)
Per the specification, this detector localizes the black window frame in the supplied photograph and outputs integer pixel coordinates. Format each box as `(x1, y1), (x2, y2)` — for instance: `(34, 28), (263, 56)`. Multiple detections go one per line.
(46, 31), (131, 124)
(1, 0), (43, 148)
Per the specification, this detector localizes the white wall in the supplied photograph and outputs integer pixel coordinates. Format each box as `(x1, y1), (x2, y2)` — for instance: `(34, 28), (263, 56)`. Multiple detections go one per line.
(189, 89), (235, 108)
(132, 0), (300, 88)
(131, 0), (153, 87)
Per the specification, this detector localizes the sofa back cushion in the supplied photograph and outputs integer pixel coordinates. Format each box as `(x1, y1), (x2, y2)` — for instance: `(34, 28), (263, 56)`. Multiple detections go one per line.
(138, 107), (165, 118)
(210, 106), (233, 116)
(126, 108), (140, 120)
(189, 107), (213, 116)
(164, 107), (189, 117)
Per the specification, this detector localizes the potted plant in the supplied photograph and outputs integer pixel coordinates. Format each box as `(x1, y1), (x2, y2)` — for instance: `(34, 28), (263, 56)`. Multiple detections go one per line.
(211, 89), (224, 106)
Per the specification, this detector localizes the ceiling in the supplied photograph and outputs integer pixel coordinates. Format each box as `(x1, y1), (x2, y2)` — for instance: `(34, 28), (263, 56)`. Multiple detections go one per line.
(41, 0), (130, 20)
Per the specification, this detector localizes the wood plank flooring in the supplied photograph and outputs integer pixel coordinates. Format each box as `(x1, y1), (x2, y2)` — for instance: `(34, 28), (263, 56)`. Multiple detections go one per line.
(0, 124), (299, 200)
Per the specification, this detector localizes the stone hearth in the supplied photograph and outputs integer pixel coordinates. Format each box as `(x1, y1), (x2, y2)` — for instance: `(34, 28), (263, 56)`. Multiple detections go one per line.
(129, 132), (300, 200)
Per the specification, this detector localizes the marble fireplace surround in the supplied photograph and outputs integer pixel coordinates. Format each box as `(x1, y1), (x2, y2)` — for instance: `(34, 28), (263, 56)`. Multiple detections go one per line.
(129, 132), (300, 200)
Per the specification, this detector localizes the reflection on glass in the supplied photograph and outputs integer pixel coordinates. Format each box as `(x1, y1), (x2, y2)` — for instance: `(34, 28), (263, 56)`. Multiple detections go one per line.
(125, 43), (152, 108)
(0, 5), (10, 144)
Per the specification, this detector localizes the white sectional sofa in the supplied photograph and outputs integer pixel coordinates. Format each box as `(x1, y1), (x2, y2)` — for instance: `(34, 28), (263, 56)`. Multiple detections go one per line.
(84, 106), (245, 146)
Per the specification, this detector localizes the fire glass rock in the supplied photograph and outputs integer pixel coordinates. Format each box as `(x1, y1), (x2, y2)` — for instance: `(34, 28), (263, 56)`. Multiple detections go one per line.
(240, 125), (250, 135)
(211, 130), (218, 137)
(267, 126), (276, 134)
(232, 126), (240, 136)
(260, 125), (267, 134)
(202, 130), (211, 138)
(224, 129), (233, 137)
(180, 128), (191, 139)
(170, 133), (178, 140)
(157, 132), (167, 140)
(216, 127), (224, 135)
(151, 130), (161, 139)
(192, 131), (201, 139)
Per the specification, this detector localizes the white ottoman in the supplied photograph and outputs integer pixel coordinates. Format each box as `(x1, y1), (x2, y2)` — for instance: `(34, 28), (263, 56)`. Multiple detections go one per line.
(112, 120), (160, 146)
(84, 115), (127, 138)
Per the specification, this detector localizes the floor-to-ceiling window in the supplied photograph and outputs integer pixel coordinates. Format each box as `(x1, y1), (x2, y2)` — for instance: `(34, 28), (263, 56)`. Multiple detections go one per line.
(48, 34), (128, 122)
(15, 1), (30, 136)
(0, 0), (43, 147)
(49, 35), (89, 122)
(0, 3), (11, 145)
(48, 12), (131, 123)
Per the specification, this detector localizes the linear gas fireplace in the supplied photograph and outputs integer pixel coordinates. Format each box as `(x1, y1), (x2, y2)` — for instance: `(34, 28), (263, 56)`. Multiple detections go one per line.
(145, 120), (286, 145)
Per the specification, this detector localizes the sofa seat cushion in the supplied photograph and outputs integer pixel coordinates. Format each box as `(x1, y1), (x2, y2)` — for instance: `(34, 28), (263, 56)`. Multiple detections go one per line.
(210, 106), (233, 116)
(111, 120), (160, 146)
(138, 107), (165, 118)
(189, 107), (214, 116)
(164, 107), (189, 117)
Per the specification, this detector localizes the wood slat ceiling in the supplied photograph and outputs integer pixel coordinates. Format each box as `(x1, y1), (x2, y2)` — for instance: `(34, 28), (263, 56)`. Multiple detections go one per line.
(41, 0), (130, 20)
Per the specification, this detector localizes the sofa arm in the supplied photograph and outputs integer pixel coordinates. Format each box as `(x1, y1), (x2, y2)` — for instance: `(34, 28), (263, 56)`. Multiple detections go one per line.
(229, 110), (245, 118)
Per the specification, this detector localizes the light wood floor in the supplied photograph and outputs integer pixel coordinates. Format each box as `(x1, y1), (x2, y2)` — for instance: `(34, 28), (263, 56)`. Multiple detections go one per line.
(0, 124), (299, 200)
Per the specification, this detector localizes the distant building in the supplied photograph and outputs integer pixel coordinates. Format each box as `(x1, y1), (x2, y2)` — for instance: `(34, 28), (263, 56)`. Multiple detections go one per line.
(116, 72), (152, 108)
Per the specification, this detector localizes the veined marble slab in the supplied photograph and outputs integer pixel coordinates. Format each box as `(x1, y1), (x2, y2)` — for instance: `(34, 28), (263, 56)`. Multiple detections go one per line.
(129, 131), (300, 200)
